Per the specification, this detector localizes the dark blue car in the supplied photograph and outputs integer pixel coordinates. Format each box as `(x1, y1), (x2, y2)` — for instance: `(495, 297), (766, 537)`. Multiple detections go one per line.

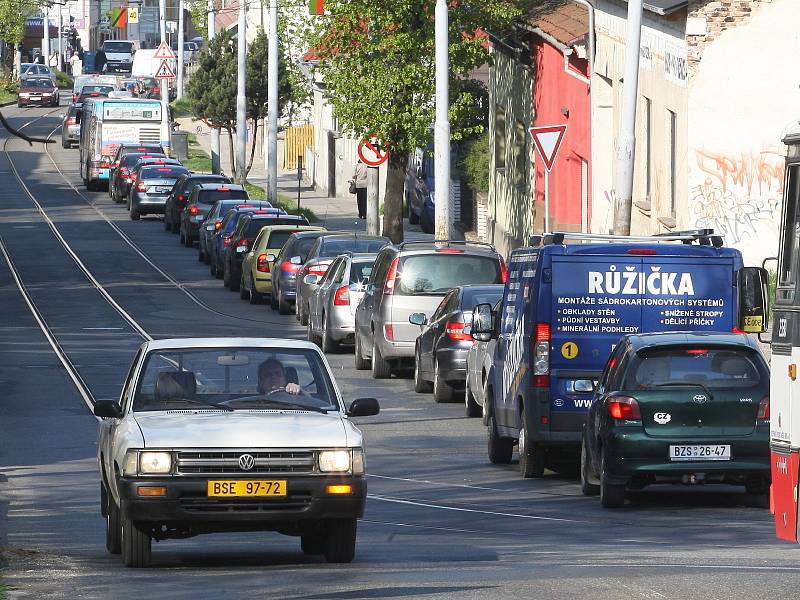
(209, 205), (281, 279)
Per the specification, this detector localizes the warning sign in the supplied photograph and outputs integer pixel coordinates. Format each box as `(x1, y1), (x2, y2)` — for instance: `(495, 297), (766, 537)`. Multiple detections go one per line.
(155, 59), (175, 79)
(154, 40), (176, 60)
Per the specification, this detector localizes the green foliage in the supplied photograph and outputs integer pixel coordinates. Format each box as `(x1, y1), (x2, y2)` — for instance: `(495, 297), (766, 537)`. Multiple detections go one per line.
(0, 0), (27, 46)
(244, 183), (317, 222)
(54, 70), (73, 89)
(186, 0), (208, 40)
(186, 29), (237, 132)
(459, 133), (490, 193)
(171, 96), (192, 118)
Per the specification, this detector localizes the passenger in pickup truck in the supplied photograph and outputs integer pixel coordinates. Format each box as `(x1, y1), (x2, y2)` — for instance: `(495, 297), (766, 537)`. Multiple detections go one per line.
(257, 358), (301, 395)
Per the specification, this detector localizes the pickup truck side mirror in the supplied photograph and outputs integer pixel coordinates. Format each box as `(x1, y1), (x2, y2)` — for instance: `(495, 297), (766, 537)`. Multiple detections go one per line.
(471, 303), (494, 342)
(737, 266), (769, 333)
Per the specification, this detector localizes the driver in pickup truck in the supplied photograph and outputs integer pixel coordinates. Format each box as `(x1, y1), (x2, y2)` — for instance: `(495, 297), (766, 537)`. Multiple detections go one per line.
(257, 358), (301, 395)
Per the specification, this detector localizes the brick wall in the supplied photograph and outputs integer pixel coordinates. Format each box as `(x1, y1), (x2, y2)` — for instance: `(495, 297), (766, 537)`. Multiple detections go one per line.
(686, 0), (772, 76)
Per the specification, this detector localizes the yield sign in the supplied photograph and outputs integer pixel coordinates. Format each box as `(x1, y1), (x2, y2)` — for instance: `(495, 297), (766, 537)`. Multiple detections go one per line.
(529, 125), (567, 171)
(357, 136), (390, 167)
(154, 40), (176, 60)
(155, 59), (175, 79)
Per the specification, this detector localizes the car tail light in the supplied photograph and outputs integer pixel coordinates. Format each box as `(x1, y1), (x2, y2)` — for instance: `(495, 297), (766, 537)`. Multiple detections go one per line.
(685, 349), (709, 355)
(177, 194), (186, 203)
(333, 285), (350, 306)
(533, 322), (550, 386)
(435, 248), (464, 254)
(257, 253), (270, 273)
(236, 203), (255, 208)
(383, 257), (399, 295)
(236, 238), (249, 248)
(135, 180), (146, 192)
(153, 85), (160, 94)
(627, 248), (657, 255)
(446, 321), (471, 341)
(731, 326), (745, 334)
(281, 261), (301, 273)
(500, 260), (508, 283)
(384, 324), (394, 340)
(222, 235), (232, 247)
(119, 167), (129, 176)
(304, 263), (328, 276)
(188, 205), (200, 215)
(71, 93), (78, 102)
(214, 219), (222, 230)
(607, 396), (641, 420)
(65, 117), (76, 126)
(757, 396), (770, 420)
(216, 186), (231, 192)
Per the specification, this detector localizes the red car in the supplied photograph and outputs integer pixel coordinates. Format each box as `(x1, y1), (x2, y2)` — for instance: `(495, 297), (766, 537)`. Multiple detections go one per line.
(17, 77), (59, 107)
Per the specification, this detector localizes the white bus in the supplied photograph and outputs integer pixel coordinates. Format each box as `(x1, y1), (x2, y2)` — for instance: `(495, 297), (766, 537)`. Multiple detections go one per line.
(78, 98), (165, 191)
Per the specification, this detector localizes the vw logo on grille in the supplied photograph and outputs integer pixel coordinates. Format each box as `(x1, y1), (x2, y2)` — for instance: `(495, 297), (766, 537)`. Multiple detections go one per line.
(238, 454), (255, 471)
(692, 394), (709, 404)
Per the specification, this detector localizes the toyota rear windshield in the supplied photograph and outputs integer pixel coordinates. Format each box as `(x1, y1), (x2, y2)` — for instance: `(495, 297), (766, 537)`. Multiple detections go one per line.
(397, 254), (502, 295)
(198, 189), (249, 203)
(626, 347), (767, 390)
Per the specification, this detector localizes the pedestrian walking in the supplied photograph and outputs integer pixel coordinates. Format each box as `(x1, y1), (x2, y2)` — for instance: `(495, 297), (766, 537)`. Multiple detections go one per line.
(351, 159), (367, 219)
(69, 51), (82, 76)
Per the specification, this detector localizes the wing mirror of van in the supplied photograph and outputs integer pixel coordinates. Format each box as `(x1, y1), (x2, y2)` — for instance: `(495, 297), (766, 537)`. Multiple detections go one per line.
(737, 266), (769, 333)
(471, 303), (494, 342)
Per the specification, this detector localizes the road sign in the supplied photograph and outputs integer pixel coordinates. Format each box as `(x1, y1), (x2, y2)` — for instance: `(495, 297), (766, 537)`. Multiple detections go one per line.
(154, 40), (175, 60)
(127, 6), (139, 23)
(155, 59), (175, 79)
(529, 124), (567, 171)
(358, 136), (390, 167)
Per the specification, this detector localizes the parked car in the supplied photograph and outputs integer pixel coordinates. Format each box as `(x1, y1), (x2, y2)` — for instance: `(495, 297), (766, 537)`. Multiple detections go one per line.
(354, 241), (506, 379)
(110, 152), (168, 202)
(465, 299), (503, 419)
(17, 77), (59, 107)
(179, 183), (250, 248)
(295, 234), (390, 326)
(128, 164), (189, 220)
(164, 173), (231, 234)
(270, 231), (329, 315)
(20, 63), (56, 83)
(224, 213), (311, 292)
(94, 337), (380, 567)
(239, 225), (326, 305)
(208, 204), (276, 278)
(412, 284), (504, 403)
(61, 105), (81, 148)
(579, 332), (770, 508)
(307, 253), (378, 352)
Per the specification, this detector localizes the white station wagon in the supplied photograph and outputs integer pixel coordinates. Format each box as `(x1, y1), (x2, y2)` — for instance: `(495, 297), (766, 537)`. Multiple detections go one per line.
(95, 338), (379, 568)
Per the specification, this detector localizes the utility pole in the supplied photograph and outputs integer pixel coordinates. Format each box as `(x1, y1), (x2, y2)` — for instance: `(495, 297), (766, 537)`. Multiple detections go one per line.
(366, 167), (379, 236)
(208, 0), (221, 174)
(177, 0), (184, 99)
(57, 9), (63, 71)
(434, 0), (451, 240)
(42, 4), (51, 67)
(159, 0), (171, 153)
(612, 0), (643, 236)
(235, 0), (247, 183)
(266, 0), (278, 202)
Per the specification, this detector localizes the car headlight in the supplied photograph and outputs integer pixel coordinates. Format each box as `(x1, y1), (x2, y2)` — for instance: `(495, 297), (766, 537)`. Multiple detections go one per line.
(318, 450), (351, 473)
(139, 451), (172, 474)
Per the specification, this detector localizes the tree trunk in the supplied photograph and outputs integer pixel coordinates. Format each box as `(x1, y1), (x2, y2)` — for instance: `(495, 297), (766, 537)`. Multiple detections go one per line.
(245, 118), (259, 177)
(382, 153), (407, 244)
(226, 128), (237, 181)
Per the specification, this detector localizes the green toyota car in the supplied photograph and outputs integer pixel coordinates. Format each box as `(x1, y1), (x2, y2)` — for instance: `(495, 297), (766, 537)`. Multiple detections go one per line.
(580, 332), (770, 508)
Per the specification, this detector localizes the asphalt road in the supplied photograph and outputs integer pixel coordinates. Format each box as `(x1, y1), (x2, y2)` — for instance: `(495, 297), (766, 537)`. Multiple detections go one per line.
(1, 105), (799, 600)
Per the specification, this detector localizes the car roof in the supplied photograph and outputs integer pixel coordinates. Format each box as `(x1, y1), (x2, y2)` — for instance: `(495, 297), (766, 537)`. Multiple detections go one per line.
(386, 240), (500, 257)
(185, 174), (229, 181)
(262, 225), (324, 232)
(348, 253), (379, 261)
(196, 183), (246, 190)
(624, 332), (761, 352)
(290, 231), (327, 239)
(143, 337), (322, 352)
(319, 233), (388, 242)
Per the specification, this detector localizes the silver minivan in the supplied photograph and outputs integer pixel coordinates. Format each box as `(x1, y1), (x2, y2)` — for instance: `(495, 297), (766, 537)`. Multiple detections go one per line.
(354, 241), (506, 379)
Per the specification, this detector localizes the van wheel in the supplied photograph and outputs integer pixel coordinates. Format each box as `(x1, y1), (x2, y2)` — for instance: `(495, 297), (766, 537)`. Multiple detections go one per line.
(433, 359), (454, 403)
(600, 449), (626, 508)
(354, 332), (370, 370)
(465, 377), (481, 417)
(518, 408), (545, 478)
(121, 515), (151, 567)
(413, 346), (432, 393)
(105, 489), (121, 555)
(323, 518), (357, 563)
(371, 339), (391, 379)
(580, 435), (600, 496)
(487, 414), (513, 465)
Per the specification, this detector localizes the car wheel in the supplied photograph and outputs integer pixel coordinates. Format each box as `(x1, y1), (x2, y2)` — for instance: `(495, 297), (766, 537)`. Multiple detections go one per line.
(465, 376), (481, 418)
(121, 515), (152, 568)
(371, 338), (391, 379)
(413, 346), (432, 393)
(270, 289), (279, 310)
(323, 518), (357, 564)
(300, 302), (309, 326)
(487, 413), (513, 465)
(321, 313), (339, 353)
(210, 260), (218, 278)
(163, 215), (171, 231)
(278, 292), (292, 315)
(105, 489), (122, 555)
(129, 206), (140, 221)
(518, 408), (545, 478)
(170, 219), (180, 234)
(354, 331), (370, 370)
(580, 435), (600, 496)
(183, 231), (193, 248)
(198, 246), (205, 262)
(599, 448), (626, 508)
(433, 359), (455, 403)
(62, 139), (69, 149)
(239, 275), (249, 300)
(307, 316), (321, 347)
(300, 533), (324, 555)
(223, 261), (231, 288)
(249, 276), (264, 305)
(179, 228), (186, 245)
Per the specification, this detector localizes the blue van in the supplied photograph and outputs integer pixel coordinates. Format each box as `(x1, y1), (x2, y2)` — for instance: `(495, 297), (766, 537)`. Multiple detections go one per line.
(471, 230), (768, 478)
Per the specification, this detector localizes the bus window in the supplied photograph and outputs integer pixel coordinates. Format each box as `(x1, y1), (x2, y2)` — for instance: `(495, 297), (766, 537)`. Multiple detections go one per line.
(778, 164), (800, 294)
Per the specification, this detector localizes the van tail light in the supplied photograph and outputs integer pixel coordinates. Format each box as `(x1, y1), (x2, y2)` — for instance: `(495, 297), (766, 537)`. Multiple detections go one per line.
(135, 180), (146, 192)
(757, 396), (770, 420)
(384, 324), (394, 341)
(383, 258), (399, 295)
(446, 321), (471, 341)
(257, 253), (270, 273)
(533, 322), (550, 385)
(333, 285), (350, 306)
(281, 260), (301, 273)
(188, 205), (199, 215)
(607, 396), (642, 420)
(500, 260), (508, 283)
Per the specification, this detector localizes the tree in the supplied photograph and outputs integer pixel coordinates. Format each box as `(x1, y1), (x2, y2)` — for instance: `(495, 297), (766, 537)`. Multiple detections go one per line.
(306, 0), (530, 242)
(0, 0), (28, 76)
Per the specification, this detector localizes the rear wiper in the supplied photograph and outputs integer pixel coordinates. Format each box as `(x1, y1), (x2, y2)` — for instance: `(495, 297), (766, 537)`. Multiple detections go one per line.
(652, 382), (714, 401)
(166, 398), (234, 412)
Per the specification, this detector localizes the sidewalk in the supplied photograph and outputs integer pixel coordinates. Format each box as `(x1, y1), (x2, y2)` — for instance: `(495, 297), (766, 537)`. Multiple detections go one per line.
(176, 117), (432, 240)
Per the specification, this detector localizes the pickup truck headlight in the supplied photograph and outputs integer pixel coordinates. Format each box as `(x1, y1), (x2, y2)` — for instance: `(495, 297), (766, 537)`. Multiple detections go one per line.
(139, 451), (173, 474)
(318, 450), (351, 473)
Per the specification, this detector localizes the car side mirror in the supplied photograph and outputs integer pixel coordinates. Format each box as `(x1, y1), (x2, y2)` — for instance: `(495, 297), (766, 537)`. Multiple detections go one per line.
(471, 303), (494, 341)
(347, 397), (380, 417)
(408, 312), (428, 326)
(737, 266), (769, 333)
(290, 255), (302, 265)
(266, 253), (276, 262)
(94, 399), (122, 418)
(303, 274), (320, 285)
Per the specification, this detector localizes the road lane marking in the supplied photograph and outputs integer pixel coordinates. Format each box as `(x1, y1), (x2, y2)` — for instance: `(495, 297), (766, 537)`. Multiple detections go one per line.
(367, 494), (580, 523)
(361, 519), (485, 534)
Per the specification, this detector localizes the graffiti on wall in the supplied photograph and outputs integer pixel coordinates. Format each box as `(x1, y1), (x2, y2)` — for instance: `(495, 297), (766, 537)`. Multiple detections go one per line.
(690, 147), (783, 251)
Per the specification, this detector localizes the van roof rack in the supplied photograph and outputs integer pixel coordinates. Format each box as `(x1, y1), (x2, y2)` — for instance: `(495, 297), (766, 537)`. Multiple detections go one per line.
(528, 230), (723, 248)
(396, 239), (498, 251)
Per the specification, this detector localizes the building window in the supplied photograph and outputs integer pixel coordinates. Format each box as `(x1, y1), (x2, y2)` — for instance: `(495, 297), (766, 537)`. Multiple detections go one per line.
(495, 106), (506, 171)
(668, 109), (677, 216)
(644, 97), (652, 203)
(513, 119), (527, 187)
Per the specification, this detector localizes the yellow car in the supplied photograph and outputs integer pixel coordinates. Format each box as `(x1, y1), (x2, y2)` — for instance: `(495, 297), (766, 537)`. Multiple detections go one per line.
(240, 225), (326, 304)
